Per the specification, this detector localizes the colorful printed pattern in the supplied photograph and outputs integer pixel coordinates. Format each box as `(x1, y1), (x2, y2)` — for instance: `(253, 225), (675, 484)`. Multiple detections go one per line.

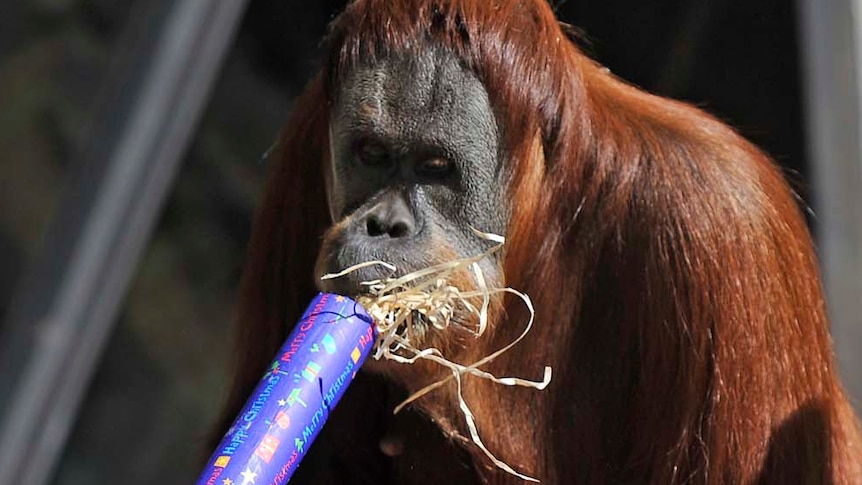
(196, 293), (376, 485)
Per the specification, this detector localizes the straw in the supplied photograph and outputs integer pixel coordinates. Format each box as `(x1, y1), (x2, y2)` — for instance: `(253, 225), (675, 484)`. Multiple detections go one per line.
(321, 230), (552, 482)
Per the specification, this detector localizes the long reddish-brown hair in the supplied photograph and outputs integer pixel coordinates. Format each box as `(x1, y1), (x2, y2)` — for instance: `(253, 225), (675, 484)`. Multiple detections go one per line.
(215, 1), (862, 483)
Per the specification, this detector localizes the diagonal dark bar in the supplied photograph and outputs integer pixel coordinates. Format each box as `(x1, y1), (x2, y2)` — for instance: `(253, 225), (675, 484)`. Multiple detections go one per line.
(0, 0), (250, 483)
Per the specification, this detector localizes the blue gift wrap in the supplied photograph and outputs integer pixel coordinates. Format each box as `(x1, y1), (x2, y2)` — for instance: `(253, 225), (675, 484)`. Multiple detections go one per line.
(197, 293), (376, 485)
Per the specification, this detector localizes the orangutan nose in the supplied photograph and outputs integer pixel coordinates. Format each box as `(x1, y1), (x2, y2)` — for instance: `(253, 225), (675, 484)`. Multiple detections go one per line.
(359, 193), (416, 239)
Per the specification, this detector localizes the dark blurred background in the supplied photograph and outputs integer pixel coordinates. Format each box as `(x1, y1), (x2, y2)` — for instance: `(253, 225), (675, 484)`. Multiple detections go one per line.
(0, 1), (858, 484)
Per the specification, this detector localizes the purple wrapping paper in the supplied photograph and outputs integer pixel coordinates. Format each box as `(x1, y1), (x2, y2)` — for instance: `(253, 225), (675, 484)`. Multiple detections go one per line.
(197, 293), (376, 485)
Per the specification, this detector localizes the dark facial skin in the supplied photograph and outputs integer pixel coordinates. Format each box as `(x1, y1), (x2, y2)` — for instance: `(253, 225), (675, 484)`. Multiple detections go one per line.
(316, 47), (506, 296)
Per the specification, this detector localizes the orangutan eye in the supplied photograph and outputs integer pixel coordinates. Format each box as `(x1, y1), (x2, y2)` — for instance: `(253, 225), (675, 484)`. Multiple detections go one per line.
(355, 141), (391, 169)
(416, 157), (453, 178)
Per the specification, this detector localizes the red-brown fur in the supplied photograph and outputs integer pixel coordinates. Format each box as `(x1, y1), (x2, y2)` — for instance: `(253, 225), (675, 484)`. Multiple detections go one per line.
(213, 1), (862, 483)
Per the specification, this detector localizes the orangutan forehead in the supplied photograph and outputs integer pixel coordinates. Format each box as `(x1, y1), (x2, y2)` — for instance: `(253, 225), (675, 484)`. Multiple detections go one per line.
(331, 47), (498, 154)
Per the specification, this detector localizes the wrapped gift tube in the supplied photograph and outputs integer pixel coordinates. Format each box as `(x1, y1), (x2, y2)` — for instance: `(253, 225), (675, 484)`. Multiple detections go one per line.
(197, 293), (376, 485)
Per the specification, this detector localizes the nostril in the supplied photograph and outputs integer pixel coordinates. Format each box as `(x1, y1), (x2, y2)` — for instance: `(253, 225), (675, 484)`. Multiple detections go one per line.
(365, 216), (411, 238)
(366, 217), (387, 237)
(388, 221), (410, 238)
(363, 214), (414, 238)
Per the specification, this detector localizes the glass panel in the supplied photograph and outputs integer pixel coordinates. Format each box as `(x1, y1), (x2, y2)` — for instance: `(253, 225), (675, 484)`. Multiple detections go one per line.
(49, 2), (344, 483)
(0, 0), (155, 323)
